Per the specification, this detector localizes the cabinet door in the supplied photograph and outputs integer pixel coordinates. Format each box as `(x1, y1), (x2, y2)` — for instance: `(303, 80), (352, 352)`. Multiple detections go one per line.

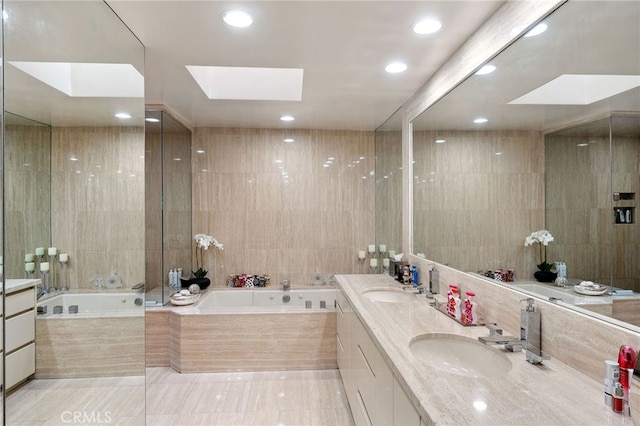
(6, 311), (35, 353)
(6, 288), (35, 317)
(393, 377), (421, 426)
(6, 343), (35, 389)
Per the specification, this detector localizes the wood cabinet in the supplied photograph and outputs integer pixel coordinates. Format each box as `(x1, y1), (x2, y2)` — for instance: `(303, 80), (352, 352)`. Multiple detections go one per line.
(337, 289), (420, 426)
(5, 285), (36, 390)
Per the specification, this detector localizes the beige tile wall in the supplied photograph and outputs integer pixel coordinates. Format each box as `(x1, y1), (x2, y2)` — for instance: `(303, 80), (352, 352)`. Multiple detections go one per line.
(412, 130), (545, 277)
(51, 126), (145, 289)
(192, 128), (375, 288)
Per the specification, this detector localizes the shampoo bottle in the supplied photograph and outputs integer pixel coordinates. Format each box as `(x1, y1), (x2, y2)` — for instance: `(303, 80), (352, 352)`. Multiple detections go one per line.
(453, 288), (461, 321)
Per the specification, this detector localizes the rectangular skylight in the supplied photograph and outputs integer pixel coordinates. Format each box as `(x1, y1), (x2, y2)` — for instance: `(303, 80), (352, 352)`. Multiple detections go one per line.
(8, 61), (144, 97)
(186, 65), (303, 101)
(509, 74), (640, 105)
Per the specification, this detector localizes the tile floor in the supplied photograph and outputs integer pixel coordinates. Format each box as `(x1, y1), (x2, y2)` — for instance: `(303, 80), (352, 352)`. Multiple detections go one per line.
(146, 367), (354, 426)
(6, 368), (353, 426)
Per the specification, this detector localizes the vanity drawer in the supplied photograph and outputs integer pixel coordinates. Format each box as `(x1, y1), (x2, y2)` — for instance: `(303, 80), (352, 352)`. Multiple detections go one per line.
(6, 288), (35, 317)
(6, 343), (35, 389)
(6, 310), (35, 353)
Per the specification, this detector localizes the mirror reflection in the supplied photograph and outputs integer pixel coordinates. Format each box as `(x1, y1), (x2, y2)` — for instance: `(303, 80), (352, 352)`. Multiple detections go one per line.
(375, 109), (403, 261)
(411, 1), (639, 327)
(4, 1), (145, 424)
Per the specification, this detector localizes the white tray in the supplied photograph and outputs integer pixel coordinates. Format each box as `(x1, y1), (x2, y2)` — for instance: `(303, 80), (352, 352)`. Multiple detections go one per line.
(169, 293), (201, 306)
(573, 285), (608, 296)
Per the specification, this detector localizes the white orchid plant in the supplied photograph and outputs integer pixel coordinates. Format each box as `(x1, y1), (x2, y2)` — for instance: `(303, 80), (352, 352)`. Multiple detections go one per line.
(524, 230), (554, 271)
(193, 233), (224, 278)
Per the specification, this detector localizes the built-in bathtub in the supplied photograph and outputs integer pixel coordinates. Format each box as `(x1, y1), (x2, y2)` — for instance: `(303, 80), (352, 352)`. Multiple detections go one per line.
(36, 291), (145, 379)
(159, 288), (338, 373)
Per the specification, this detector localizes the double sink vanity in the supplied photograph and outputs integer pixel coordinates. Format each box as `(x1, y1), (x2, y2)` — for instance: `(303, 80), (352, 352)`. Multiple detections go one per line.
(335, 273), (636, 425)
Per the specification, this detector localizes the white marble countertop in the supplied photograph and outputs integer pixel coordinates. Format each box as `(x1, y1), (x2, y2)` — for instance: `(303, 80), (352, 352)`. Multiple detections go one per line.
(335, 274), (632, 425)
(1, 278), (40, 294)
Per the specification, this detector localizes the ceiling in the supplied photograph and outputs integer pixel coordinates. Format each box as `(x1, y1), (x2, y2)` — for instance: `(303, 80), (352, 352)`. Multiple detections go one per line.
(103, 0), (504, 131)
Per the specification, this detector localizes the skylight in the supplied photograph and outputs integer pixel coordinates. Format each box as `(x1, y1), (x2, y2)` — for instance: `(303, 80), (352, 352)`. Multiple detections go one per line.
(510, 74), (640, 105)
(8, 61), (143, 97)
(186, 66), (304, 101)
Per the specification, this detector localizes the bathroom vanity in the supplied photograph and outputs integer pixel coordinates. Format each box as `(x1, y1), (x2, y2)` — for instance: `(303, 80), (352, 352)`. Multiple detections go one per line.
(2, 279), (38, 390)
(335, 274), (634, 425)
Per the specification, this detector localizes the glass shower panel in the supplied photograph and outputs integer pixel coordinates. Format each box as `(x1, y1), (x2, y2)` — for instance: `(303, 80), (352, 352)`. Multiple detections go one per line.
(610, 115), (640, 293)
(145, 110), (192, 306)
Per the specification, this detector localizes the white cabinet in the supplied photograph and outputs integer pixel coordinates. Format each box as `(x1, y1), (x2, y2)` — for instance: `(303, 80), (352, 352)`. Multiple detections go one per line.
(5, 286), (36, 389)
(337, 289), (413, 426)
(393, 377), (421, 426)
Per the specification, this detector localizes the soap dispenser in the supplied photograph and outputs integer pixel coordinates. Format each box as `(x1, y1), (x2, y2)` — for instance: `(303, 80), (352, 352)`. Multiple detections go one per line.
(520, 298), (546, 364)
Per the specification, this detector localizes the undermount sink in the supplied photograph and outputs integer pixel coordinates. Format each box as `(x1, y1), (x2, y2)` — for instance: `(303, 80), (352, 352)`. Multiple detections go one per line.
(409, 333), (512, 378)
(362, 287), (414, 303)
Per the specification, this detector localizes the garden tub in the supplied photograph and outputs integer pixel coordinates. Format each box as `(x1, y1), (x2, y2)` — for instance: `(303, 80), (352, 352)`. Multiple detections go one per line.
(167, 288), (337, 373)
(36, 291), (145, 379)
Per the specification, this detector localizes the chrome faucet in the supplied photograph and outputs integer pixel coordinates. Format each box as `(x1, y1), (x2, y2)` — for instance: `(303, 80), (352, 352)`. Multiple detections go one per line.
(478, 324), (522, 352)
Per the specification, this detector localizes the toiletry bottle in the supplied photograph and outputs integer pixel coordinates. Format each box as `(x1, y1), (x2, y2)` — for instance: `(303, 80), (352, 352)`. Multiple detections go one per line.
(446, 285), (457, 317)
(613, 382), (624, 413)
(618, 345), (638, 415)
(461, 292), (477, 325)
(605, 360), (620, 405)
(453, 288), (462, 321)
(411, 265), (419, 286)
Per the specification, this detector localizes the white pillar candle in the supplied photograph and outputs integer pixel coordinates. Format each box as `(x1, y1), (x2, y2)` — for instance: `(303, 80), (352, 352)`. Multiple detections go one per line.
(40, 262), (50, 272)
(35, 247), (45, 256)
(383, 258), (390, 268)
(370, 258), (378, 268)
(25, 262), (35, 272)
(25, 253), (35, 262)
(388, 250), (396, 259)
(368, 244), (375, 254)
(379, 244), (386, 253)
(358, 250), (366, 260)
(48, 247), (57, 256)
(59, 253), (69, 262)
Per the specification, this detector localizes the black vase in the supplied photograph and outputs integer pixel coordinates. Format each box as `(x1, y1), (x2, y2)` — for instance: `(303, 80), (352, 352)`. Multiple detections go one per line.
(534, 270), (557, 283)
(180, 276), (211, 290)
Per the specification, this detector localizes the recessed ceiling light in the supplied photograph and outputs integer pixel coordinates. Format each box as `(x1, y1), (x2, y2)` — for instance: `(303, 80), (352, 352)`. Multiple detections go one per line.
(283, 138), (294, 143)
(577, 143), (589, 147)
(524, 23), (548, 37)
(280, 115), (295, 122)
(145, 118), (160, 123)
(412, 18), (442, 35)
(222, 10), (253, 28)
(475, 64), (496, 75)
(115, 112), (131, 119)
(435, 139), (446, 144)
(473, 118), (488, 124)
(196, 149), (206, 154)
(385, 62), (407, 74)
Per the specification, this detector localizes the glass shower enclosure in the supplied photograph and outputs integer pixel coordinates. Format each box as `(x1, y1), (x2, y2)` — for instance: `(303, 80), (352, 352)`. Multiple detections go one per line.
(145, 110), (192, 306)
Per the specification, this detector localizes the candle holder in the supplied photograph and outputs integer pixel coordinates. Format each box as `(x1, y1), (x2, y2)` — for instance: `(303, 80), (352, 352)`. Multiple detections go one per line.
(41, 270), (50, 293)
(59, 257), (69, 291)
(36, 252), (45, 279)
(48, 253), (57, 290)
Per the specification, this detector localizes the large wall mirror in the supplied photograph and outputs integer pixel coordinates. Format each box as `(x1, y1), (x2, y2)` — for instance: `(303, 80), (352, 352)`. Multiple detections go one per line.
(411, 1), (639, 327)
(3, 1), (146, 423)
